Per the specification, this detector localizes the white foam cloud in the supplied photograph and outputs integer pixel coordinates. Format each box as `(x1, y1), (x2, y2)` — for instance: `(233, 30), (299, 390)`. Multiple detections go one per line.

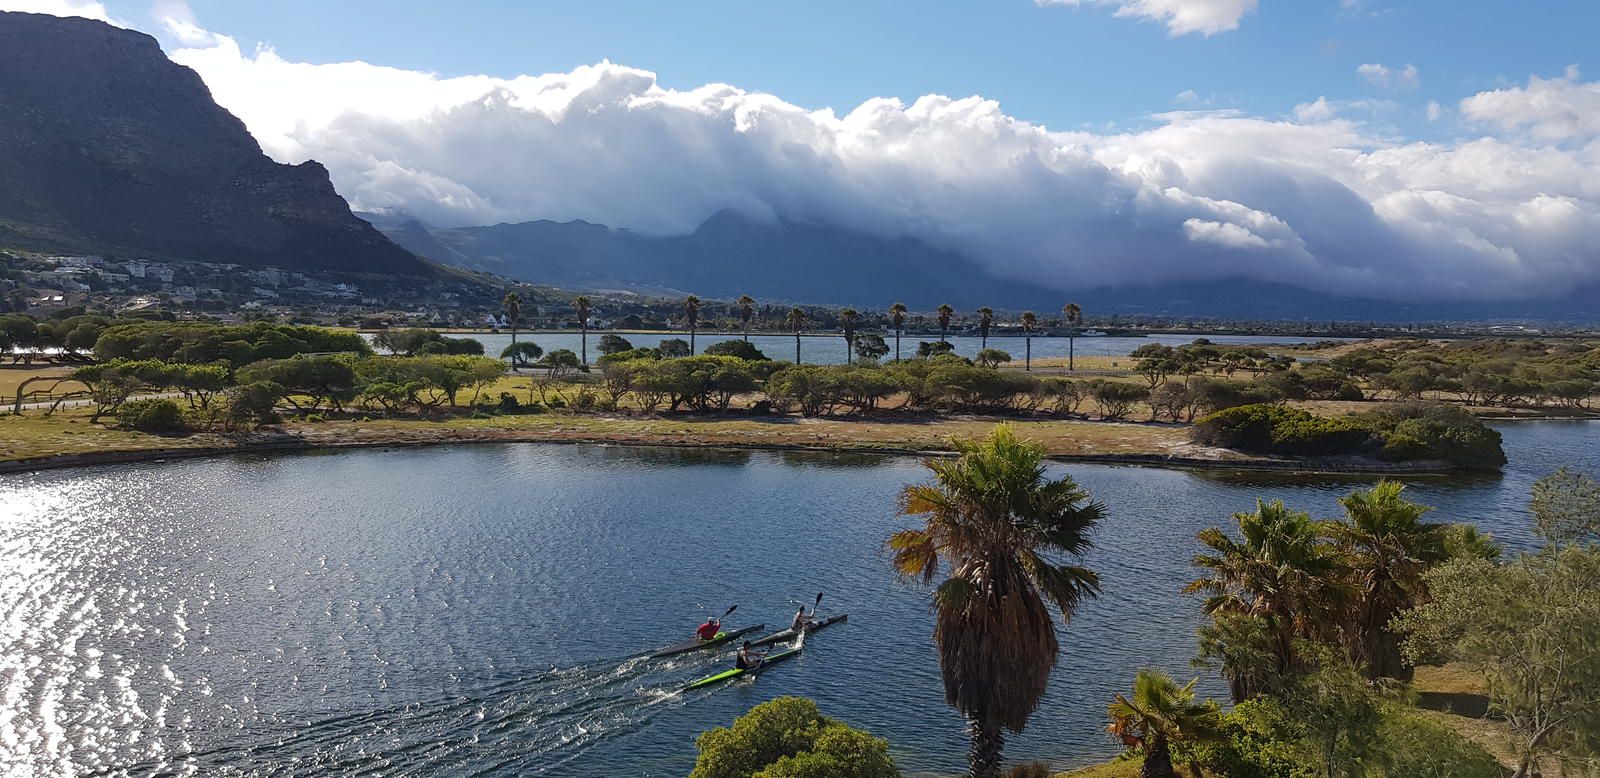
(1035, 0), (1257, 37)
(0, 0), (117, 24)
(1357, 63), (1420, 90)
(1460, 67), (1600, 142)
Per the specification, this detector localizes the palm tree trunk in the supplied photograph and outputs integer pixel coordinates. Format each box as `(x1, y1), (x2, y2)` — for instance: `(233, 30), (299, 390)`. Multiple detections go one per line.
(967, 718), (1004, 778)
(1141, 737), (1176, 778)
(894, 329), (901, 361)
(1068, 334), (1075, 371)
(795, 333), (802, 364)
(743, 322), (749, 342)
(1025, 337), (1031, 371)
(580, 324), (588, 366)
(690, 326), (696, 354)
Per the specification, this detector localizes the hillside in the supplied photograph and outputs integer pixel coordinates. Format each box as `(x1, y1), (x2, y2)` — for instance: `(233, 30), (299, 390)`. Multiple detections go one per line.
(0, 11), (428, 275)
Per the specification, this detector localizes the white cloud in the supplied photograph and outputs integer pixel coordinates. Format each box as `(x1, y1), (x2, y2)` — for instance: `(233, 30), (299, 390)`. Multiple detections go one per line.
(1426, 101), (1444, 121)
(0, 0), (117, 24)
(1357, 63), (1420, 90)
(1035, 0), (1257, 37)
(1460, 67), (1600, 142)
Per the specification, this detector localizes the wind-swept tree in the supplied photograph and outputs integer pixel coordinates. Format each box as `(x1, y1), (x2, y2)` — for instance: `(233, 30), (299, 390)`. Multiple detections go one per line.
(1187, 499), (1346, 702)
(889, 425), (1104, 777)
(737, 295), (756, 342)
(890, 302), (908, 362)
(573, 295), (592, 366)
(1062, 302), (1082, 372)
(1020, 311), (1038, 372)
(502, 291), (523, 361)
(684, 295), (702, 353)
(787, 307), (807, 364)
(1107, 670), (1222, 778)
(840, 308), (858, 365)
(1326, 481), (1447, 681)
(978, 307), (993, 349)
(937, 304), (955, 344)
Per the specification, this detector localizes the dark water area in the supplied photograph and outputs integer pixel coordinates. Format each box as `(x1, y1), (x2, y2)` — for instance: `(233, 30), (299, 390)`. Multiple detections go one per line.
(0, 421), (1593, 776)
(368, 331), (1351, 365)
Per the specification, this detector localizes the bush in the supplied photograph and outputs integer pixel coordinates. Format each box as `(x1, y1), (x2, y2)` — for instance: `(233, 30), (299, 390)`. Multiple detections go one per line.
(225, 381), (284, 429)
(1192, 698), (1316, 778)
(690, 697), (896, 778)
(1355, 401), (1506, 470)
(1372, 711), (1501, 778)
(116, 398), (187, 434)
(1192, 404), (1377, 457)
(705, 340), (769, 361)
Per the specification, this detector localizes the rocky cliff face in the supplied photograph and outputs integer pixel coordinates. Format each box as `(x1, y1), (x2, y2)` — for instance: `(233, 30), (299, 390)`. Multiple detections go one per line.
(0, 11), (428, 274)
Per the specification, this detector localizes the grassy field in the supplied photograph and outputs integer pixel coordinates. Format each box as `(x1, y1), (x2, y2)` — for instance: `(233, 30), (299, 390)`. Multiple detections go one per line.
(0, 365), (79, 401)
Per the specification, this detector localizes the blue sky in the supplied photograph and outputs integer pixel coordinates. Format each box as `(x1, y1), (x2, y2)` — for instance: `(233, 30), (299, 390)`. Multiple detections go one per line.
(99, 0), (1593, 139)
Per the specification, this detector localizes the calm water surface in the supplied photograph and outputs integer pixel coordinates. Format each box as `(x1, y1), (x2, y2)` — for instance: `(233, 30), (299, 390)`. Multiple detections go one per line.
(371, 331), (1351, 365)
(1, 421), (1593, 776)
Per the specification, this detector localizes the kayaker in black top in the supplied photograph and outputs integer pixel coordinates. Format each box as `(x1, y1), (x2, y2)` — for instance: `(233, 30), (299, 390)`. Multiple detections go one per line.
(735, 641), (766, 670)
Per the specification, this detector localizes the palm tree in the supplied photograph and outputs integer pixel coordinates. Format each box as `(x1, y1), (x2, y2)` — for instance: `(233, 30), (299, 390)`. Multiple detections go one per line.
(737, 295), (756, 342)
(840, 308), (858, 365)
(502, 291), (522, 366)
(1107, 670), (1221, 778)
(890, 302), (908, 362)
(978, 307), (993, 349)
(889, 425), (1103, 777)
(786, 307), (806, 364)
(1062, 302), (1082, 371)
(573, 295), (592, 366)
(1020, 311), (1037, 372)
(937, 304), (954, 343)
(684, 295), (701, 354)
(1325, 480), (1446, 681)
(1186, 499), (1346, 702)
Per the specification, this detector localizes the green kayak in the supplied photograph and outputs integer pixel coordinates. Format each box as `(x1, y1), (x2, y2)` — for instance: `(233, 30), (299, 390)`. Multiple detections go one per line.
(682, 647), (802, 691)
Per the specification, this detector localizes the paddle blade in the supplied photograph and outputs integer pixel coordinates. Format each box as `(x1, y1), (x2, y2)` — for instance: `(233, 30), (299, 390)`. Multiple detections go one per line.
(723, 604), (737, 618)
(815, 592), (824, 606)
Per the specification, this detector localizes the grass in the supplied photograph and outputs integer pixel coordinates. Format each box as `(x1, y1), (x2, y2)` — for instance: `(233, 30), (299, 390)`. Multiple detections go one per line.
(1054, 758), (1144, 778)
(0, 407), (220, 460)
(0, 364), (79, 400)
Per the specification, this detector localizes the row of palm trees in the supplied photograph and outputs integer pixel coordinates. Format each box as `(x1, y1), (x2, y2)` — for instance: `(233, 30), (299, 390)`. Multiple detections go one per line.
(505, 292), (1089, 370)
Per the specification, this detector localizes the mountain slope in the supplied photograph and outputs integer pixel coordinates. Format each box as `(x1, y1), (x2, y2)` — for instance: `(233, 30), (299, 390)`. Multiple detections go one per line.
(0, 11), (427, 274)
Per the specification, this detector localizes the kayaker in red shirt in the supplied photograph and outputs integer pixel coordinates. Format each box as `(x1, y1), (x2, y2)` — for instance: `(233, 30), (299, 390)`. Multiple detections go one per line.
(695, 617), (721, 641)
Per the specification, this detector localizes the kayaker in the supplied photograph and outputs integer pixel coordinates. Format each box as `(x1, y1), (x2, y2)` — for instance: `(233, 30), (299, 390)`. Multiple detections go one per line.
(735, 641), (767, 671)
(790, 604), (813, 632)
(696, 617), (721, 641)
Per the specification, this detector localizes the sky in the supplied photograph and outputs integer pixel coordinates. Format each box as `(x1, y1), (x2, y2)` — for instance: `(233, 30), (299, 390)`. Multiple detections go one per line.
(5, 0), (1600, 302)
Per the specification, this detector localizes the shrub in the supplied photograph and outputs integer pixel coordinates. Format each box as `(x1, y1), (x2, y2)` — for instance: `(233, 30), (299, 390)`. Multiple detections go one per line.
(705, 340), (769, 361)
(1089, 380), (1149, 420)
(1192, 404), (1378, 457)
(690, 697), (896, 778)
(1372, 711), (1501, 778)
(224, 381), (284, 430)
(116, 398), (187, 434)
(496, 392), (521, 412)
(1191, 698), (1316, 778)
(1355, 401), (1506, 470)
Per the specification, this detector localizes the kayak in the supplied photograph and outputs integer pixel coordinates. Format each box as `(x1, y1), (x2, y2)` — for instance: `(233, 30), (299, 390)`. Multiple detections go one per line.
(682, 647), (802, 691)
(651, 624), (766, 658)
(749, 614), (848, 647)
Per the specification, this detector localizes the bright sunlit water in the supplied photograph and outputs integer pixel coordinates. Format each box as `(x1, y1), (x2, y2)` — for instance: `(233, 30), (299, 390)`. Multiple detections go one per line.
(1, 421), (1593, 776)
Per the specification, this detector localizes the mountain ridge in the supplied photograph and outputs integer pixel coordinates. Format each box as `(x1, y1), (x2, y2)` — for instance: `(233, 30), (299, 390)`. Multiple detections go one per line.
(0, 11), (428, 275)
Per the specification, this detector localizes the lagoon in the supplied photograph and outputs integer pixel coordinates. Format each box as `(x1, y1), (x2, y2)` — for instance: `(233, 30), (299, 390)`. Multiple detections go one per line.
(0, 421), (1592, 776)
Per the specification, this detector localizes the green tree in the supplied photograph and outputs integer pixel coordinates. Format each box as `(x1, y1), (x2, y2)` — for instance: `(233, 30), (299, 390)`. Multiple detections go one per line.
(975, 349), (1011, 369)
(573, 295), (592, 365)
(501, 341), (544, 368)
(889, 302), (908, 362)
(706, 339), (769, 361)
(1323, 481), (1446, 681)
(738, 295), (756, 341)
(1019, 311), (1037, 372)
(1395, 546), (1600, 778)
(888, 425), (1103, 777)
(787, 307), (807, 364)
(1276, 643), (1385, 778)
(542, 348), (582, 379)
(936, 303), (954, 343)
(1188, 499), (1346, 702)
(224, 381), (284, 430)
(840, 308), (858, 365)
(658, 338), (693, 358)
(854, 334), (889, 364)
(978, 307), (993, 349)
(1062, 302), (1082, 372)
(1106, 670), (1222, 778)
(690, 697), (896, 778)
(684, 294), (702, 353)
(1530, 466), (1600, 545)
(598, 334), (634, 356)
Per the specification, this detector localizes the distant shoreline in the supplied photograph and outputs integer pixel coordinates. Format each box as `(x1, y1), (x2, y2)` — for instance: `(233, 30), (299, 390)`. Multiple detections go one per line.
(0, 419), (1461, 477)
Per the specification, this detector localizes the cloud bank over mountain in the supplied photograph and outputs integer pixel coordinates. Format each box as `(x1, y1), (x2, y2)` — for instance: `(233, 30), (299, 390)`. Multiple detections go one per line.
(6, 0), (1599, 303)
